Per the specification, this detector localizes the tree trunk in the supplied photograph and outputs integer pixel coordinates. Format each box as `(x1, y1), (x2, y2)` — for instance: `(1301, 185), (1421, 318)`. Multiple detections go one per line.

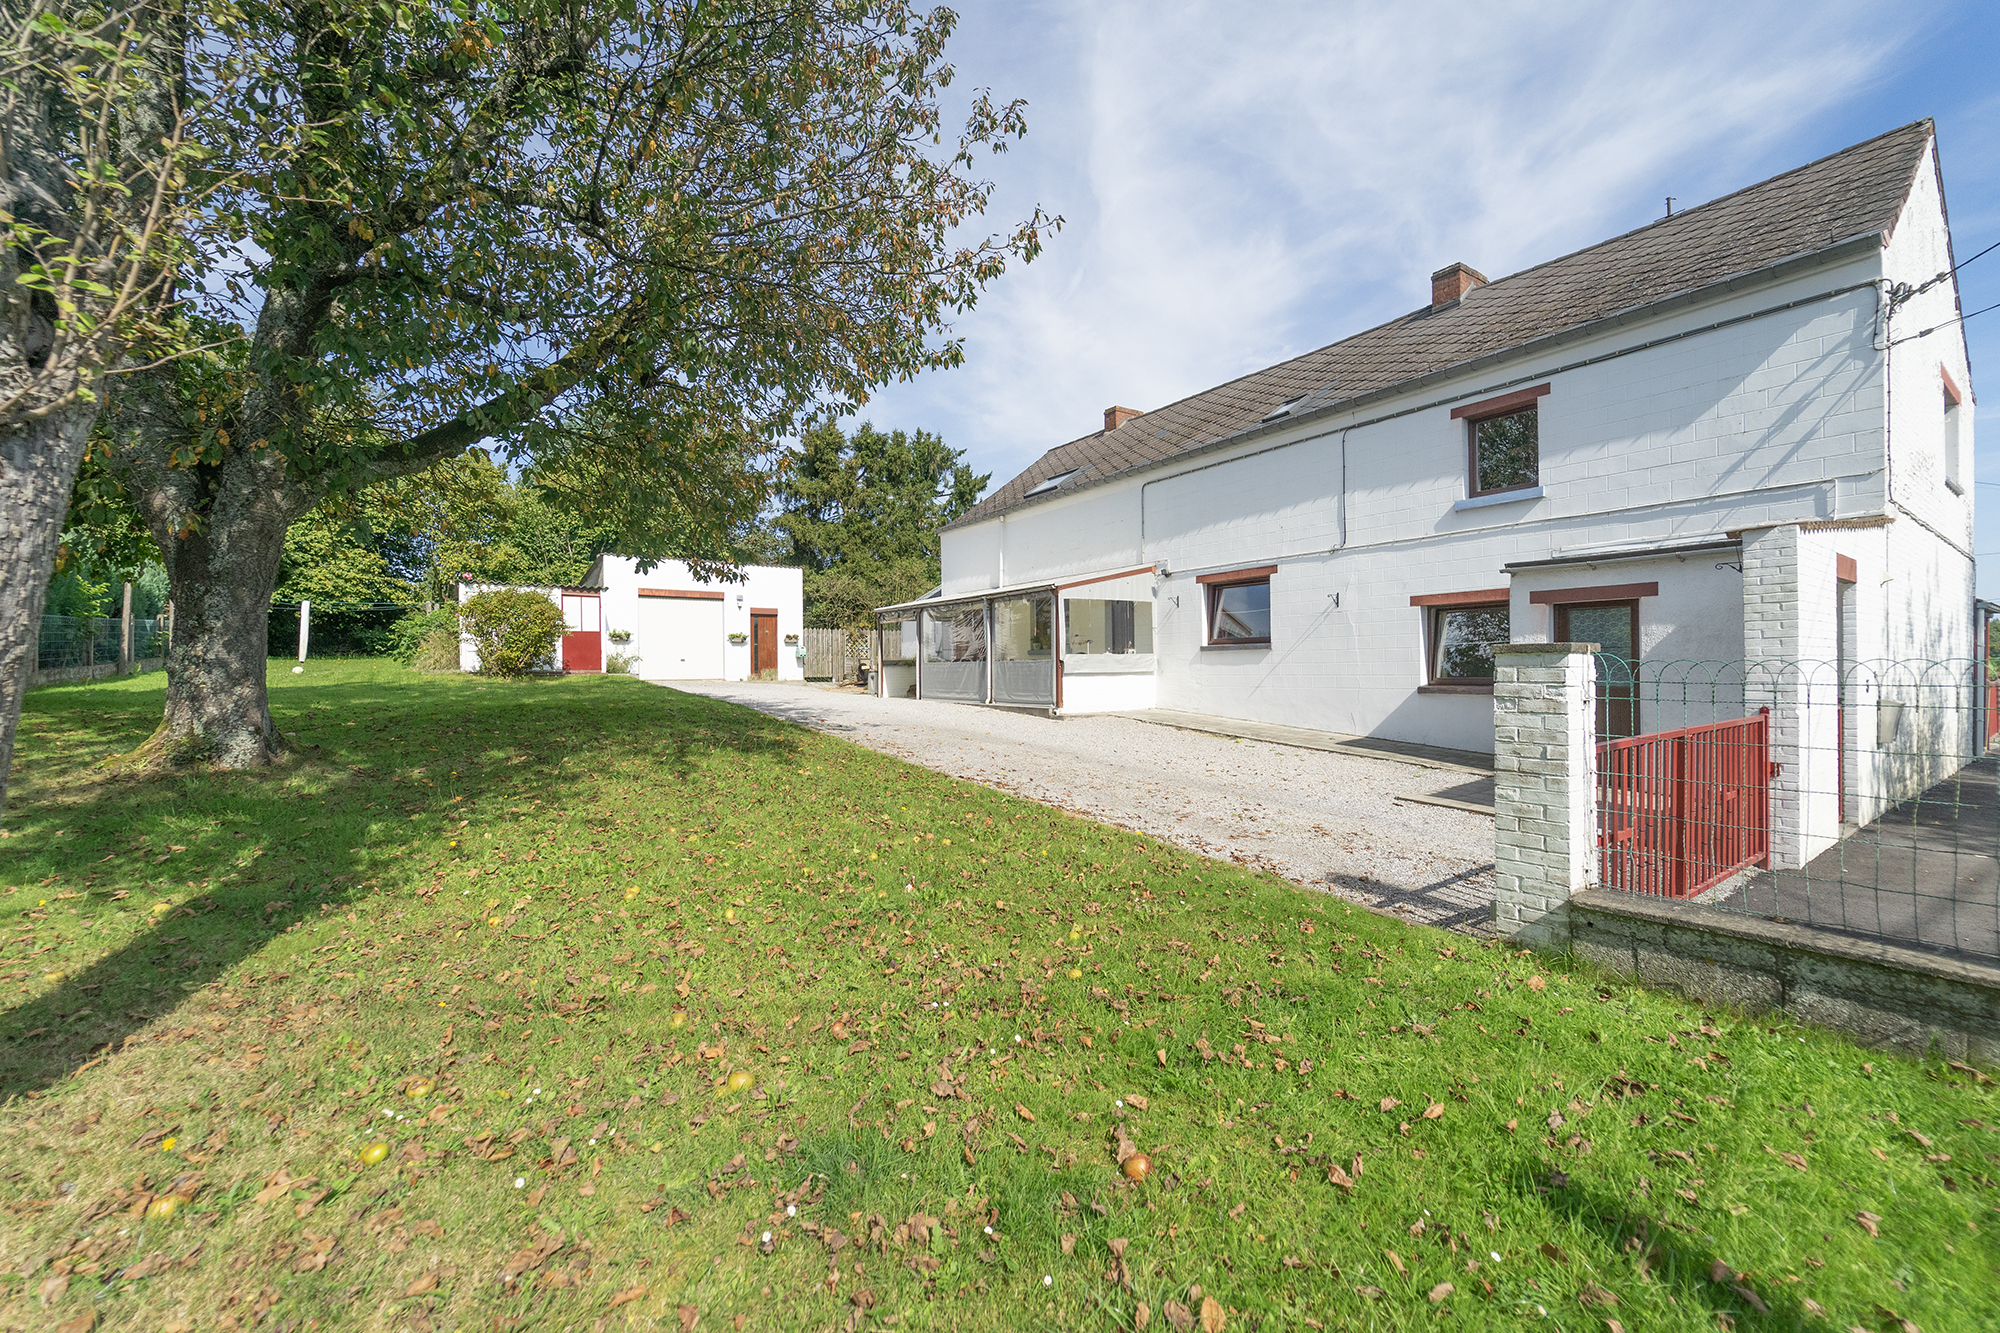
(109, 429), (306, 770)
(0, 407), (100, 806)
(150, 504), (295, 767)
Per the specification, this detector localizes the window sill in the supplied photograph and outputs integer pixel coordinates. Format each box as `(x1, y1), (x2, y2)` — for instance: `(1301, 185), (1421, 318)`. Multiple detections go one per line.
(1201, 642), (1270, 652)
(1453, 485), (1544, 512)
(1418, 683), (1494, 695)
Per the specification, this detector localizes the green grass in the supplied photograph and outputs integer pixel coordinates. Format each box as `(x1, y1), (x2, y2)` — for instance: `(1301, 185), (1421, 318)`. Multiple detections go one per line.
(0, 660), (1993, 1332)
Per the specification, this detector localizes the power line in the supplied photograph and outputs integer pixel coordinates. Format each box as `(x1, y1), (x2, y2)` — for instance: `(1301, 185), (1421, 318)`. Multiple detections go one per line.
(1890, 237), (2000, 311)
(1888, 297), (2000, 347)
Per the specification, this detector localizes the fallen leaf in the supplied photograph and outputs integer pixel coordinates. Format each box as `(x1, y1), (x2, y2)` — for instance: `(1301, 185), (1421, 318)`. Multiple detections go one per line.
(1579, 1282), (1618, 1307)
(1429, 1282), (1455, 1302)
(1605, 1322), (1626, 1333)
(1015, 1103), (1036, 1123)
(1385, 1250), (1406, 1277)
(1379, 1098), (1401, 1113)
(1763, 1145), (1808, 1172)
(1527, 975), (1546, 991)
(1540, 1242), (1570, 1265)
(1355, 1285), (1384, 1300)
(1135, 1301), (1151, 1331)
(1156, 1048), (1168, 1067)
(1200, 1295), (1226, 1331)
(1128, 1094), (1149, 1111)
(1422, 1102), (1445, 1121)
(678, 1303), (699, 1331)
(1856, 1210), (1881, 1238)
(402, 1273), (439, 1298)
(52, 1314), (95, 1333)
(1162, 1299), (1195, 1331)
(608, 1284), (648, 1310)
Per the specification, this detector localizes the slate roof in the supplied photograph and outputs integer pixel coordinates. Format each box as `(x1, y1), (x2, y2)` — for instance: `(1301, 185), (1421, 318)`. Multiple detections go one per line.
(951, 119), (1934, 531)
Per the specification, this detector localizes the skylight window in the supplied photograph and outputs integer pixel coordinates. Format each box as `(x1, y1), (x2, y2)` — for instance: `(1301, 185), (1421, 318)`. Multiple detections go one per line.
(1260, 394), (1306, 423)
(1024, 469), (1076, 497)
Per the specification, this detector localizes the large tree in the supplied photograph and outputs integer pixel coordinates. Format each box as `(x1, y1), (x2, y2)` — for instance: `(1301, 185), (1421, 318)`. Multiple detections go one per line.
(0, 1), (228, 804)
(99, 0), (1049, 768)
(774, 418), (985, 628)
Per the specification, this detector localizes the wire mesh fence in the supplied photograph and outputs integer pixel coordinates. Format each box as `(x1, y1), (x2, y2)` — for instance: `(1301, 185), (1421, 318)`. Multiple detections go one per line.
(34, 615), (165, 671)
(1591, 656), (1996, 962)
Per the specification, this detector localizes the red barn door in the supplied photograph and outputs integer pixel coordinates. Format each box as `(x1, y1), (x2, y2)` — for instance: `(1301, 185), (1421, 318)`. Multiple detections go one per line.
(561, 593), (603, 672)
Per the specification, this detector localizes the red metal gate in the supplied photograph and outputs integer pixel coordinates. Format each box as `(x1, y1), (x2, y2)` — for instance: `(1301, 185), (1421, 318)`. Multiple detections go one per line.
(1598, 708), (1770, 897)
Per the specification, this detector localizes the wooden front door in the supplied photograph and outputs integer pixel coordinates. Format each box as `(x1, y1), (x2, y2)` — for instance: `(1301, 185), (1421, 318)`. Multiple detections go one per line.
(751, 611), (778, 676)
(1557, 600), (1638, 739)
(560, 593), (603, 673)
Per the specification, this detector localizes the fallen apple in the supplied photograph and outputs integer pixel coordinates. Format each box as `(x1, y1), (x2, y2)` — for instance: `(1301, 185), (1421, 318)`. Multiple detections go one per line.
(726, 1069), (756, 1094)
(1122, 1152), (1153, 1182)
(359, 1140), (390, 1166)
(830, 1020), (848, 1040)
(669, 1010), (689, 1029)
(408, 1078), (434, 1099)
(144, 1195), (178, 1222)
(1068, 969), (1083, 979)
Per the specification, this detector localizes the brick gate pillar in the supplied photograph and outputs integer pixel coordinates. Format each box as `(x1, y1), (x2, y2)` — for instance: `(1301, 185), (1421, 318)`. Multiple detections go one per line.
(1491, 642), (1599, 947)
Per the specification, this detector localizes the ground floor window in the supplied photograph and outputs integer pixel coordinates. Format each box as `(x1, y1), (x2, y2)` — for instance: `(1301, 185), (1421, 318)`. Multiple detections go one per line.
(1430, 602), (1509, 684)
(1197, 567), (1274, 647)
(1063, 597), (1153, 656)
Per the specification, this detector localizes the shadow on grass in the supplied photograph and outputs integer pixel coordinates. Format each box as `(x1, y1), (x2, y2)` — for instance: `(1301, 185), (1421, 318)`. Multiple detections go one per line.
(0, 668), (804, 1100)
(1508, 1151), (1809, 1327)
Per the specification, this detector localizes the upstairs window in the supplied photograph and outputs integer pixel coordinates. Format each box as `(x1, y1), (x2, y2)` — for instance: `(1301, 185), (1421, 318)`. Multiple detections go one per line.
(1453, 383), (1550, 498)
(1944, 366), (1965, 495)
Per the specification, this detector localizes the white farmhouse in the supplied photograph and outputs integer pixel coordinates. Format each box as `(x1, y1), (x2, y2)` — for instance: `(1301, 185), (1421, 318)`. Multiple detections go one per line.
(876, 119), (1978, 824)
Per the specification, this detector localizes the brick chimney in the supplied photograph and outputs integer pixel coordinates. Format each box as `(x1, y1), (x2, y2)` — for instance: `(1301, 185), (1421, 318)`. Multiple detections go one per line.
(1103, 405), (1144, 432)
(1430, 262), (1488, 309)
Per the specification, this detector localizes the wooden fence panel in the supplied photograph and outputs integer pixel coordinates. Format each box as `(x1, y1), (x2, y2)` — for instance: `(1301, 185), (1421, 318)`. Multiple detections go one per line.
(804, 627), (860, 681)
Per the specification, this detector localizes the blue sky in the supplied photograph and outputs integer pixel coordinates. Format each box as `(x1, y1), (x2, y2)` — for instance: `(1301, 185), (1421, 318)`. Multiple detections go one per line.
(855, 0), (2000, 596)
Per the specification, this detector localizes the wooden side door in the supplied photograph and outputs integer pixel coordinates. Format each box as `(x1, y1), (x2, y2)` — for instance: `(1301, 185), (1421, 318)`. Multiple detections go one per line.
(1557, 600), (1638, 739)
(751, 610), (778, 676)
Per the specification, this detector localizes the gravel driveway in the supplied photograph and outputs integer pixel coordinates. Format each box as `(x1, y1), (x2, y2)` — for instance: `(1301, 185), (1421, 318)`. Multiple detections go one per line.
(666, 681), (1497, 934)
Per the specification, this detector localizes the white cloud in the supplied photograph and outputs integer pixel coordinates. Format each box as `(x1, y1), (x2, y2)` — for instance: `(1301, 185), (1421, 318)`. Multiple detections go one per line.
(858, 0), (1929, 492)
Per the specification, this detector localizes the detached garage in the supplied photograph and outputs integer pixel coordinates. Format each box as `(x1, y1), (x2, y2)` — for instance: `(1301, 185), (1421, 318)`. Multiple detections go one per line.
(635, 588), (725, 679)
(586, 556), (805, 683)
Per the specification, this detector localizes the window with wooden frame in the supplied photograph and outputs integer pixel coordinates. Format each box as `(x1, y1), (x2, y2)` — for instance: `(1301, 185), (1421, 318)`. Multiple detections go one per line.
(1943, 366), (1965, 495)
(1411, 589), (1509, 689)
(1453, 383), (1550, 498)
(1198, 566), (1274, 647)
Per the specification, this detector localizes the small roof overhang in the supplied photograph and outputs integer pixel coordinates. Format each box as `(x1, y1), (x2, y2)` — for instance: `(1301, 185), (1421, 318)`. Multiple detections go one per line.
(874, 564), (1157, 617)
(1503, 533), (1740, 574)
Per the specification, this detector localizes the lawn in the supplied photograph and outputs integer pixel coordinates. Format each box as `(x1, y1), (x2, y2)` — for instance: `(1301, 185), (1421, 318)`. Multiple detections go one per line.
(0, 660), (1993, 1333)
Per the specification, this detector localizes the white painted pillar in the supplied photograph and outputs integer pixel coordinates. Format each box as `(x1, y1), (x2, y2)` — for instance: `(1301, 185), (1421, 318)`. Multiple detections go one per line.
(297, 600), (311, 663)
(1491, 642), (1599, 947)
(119, 581), (133, 674)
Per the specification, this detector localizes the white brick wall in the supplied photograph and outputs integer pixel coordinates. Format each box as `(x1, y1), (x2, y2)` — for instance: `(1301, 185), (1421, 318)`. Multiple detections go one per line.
(929, 140), (1970, 758)
(1491, 644), (1597, 945)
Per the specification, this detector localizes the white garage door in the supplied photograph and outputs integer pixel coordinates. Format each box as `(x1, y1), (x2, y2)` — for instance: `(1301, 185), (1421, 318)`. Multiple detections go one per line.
(637, 596), (725, 678)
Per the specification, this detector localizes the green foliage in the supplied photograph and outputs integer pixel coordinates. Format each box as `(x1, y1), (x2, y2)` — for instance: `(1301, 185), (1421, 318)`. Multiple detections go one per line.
(457, 589), (565, 678)
(773, 421), (989, 627)
(367, 452), (622, 603)
(109, 0), (1053, 575)
(272, 509), (417, 656)
(383, 608), (460, 665)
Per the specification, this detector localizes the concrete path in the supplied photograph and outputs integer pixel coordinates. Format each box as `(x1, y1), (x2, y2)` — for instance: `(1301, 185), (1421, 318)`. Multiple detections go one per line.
(1710, 757), (2000, 961)
(661, 680), (1499, 934)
